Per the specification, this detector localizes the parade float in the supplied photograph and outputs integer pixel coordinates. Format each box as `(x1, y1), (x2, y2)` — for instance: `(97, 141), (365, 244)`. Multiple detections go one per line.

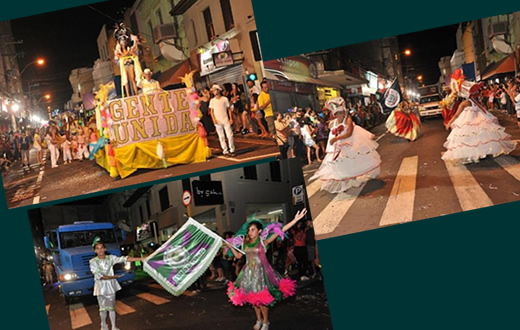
(89, 23), (210, 179)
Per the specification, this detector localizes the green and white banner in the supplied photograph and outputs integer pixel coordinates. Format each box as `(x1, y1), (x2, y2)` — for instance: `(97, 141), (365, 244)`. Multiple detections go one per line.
(143, 218), (222, 296)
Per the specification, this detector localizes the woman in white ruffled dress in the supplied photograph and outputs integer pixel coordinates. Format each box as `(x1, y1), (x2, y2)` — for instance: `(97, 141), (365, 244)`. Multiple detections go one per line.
(442, 81), (516, 164)
(310, 97), (381, 193)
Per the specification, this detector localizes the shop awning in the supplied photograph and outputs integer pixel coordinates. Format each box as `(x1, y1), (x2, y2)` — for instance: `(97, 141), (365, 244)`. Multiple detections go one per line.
(318, 69), (369, 87)
(265, 69), (343, 89)
(482, 50), (520, 80)
(157, 60), (191, 88)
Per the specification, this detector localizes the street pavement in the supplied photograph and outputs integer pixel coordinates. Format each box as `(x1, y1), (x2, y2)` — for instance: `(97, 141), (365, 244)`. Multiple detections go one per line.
(303, 111), (520, 240)
(2, 133), (280, 208)
(42, 274), (332, 330)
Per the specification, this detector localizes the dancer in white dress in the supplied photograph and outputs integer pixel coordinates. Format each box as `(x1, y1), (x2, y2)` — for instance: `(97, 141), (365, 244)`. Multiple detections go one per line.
(310, 97), (381, 193)
(442, 80), (516, 164)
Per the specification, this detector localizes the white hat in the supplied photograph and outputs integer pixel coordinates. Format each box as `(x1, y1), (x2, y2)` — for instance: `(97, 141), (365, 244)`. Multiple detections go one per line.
(211, 84), (222, 91)
(325, 97), (347, 114)
(143, 68), (152, 75)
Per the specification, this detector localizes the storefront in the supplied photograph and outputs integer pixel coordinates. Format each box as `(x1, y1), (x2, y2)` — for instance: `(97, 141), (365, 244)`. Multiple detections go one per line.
(264, 56), (342, 113)
(245, 203), (288, 224)
(197, 38), (246, 88)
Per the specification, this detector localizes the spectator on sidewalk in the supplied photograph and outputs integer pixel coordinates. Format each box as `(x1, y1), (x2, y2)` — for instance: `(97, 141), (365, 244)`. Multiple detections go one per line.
(209, 84), (235, 157)
(33, 128), (43, 165)
(258, 81), (275, 137)
(19, 130), (32, 170)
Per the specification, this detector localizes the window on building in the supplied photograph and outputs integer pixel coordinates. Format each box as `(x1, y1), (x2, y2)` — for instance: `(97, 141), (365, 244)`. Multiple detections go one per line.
(220, 0), (235, 31)
(191, 19), (198, 46)
(139, 206), (145, 223)
(200, 174), (211, 182)
(146, 199), (151, 218)
(169, 0), (175, 9)
(202, 7), (215, 41)
(147, 19), (154, 39)
(130, 12), (140, 34)
(156, 8), (164, 25)
(269, 161), (282, 182)
(220, 0), (234, 31)
(243, 166), (258, 180)
(159, 186), (170, 212)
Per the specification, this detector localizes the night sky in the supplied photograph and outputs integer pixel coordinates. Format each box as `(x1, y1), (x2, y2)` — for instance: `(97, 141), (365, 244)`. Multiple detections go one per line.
(398, 24), (459, 85)
(9, 0), (135, 109)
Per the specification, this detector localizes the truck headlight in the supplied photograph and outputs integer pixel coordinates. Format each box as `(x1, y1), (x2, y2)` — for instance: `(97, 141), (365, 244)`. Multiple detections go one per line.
(61, 273), (78, 281)
(124, 262), (131, 271)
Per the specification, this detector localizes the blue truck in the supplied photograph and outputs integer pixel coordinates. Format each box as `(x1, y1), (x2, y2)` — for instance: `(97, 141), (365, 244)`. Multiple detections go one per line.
(44, 221), (135, 303)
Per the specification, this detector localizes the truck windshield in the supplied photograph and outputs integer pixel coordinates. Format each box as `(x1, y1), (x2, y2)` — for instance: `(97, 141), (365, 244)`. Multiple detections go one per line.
(420, 95), (441, 103)
(59, 230), (117, 249)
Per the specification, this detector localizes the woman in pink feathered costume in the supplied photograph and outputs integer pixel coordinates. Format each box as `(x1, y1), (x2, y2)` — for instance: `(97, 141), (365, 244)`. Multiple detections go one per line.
(225, 209), (308, 330)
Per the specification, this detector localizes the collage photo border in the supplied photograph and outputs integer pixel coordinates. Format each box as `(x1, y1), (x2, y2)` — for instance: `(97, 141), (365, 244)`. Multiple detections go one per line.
(1, 0), (520, 329)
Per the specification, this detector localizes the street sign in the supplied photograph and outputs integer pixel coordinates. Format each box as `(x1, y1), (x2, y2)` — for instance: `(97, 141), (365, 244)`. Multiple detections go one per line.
(192, 180), (224, 206)
(182, 190), (192, 207)
(292, 185), (305, 205)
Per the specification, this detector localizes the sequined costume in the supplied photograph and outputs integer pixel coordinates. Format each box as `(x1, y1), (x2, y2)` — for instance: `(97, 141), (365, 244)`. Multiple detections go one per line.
(227, 238), (295, 307)
(89, 255), (128, 312)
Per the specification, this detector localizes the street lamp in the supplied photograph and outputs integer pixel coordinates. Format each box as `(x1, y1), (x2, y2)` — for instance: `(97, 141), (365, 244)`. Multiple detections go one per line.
(404, 49), (412, 56)
(417, 75), (423, 82)
(19, 58), (45, 77)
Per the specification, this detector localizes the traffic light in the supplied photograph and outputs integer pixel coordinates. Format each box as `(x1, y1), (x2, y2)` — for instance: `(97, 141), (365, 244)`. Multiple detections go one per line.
(248, 73), (257, 81)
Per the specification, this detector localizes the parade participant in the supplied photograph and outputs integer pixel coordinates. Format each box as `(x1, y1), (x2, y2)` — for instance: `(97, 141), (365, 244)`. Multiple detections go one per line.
(442, 80), (516, 164)
(114, 23), (142, 97)
(138, 68), (162, 94)
(301, 116), (322, 165)
(225, 209), (308, 330)
(88, 127), (98, 154)
(33, 128), (43, 165)
(45, 126), (59, 169)
(90, 237), (144, 330)
(385, 99), (421, 141)
(61, 136), (72, 165)
(440, 85), (460, 128)
(77, 129), (89, 161)
(209, 84), (235, 157)
(310, 97), (381, 193)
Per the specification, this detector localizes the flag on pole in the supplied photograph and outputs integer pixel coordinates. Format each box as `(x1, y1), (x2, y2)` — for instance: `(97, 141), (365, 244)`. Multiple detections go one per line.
(382, 79), (405, 114)
(143, 218), (223, 296)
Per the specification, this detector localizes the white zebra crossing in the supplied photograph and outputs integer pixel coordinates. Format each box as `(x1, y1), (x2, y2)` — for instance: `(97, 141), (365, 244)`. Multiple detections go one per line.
(308, 155), (520, 237)
(444, 161), (493, 211)
(379, 156), (419, 226)
(57, 290), (171, 329)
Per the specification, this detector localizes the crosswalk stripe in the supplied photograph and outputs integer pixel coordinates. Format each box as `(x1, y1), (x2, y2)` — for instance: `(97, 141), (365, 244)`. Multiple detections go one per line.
(69, 303), (92, 329)
(115, 300), (136, 315)
(46, 304), (50, 315)
(379, 156), (419, 226)
(494, 156), (520, 182)
(136, 292), (170, 305)
(305, 179), (322, 199)
(313, 186), (364, 235)
(445, 161), (493, 211)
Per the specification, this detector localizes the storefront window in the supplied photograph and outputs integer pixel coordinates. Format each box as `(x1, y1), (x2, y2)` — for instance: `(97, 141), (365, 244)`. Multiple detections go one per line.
(317, 87), (340, 109)
(245, 203), (287, 224)
(194, 208), (218, 233)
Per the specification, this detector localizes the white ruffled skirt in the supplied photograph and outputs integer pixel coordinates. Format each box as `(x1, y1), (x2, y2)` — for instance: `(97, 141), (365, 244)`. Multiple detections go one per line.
(442, 108), (516, 164)
(310, 126), (381, 193)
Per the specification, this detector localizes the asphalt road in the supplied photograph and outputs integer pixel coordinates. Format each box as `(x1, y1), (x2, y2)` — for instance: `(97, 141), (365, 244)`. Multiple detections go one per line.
(303, 112), (520, 240)
(42, 275), (332, 330)
(2, 134), (280, 209)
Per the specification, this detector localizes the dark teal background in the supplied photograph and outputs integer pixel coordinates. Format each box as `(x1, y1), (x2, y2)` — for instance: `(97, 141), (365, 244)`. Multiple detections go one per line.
(1, 0), (519, 329)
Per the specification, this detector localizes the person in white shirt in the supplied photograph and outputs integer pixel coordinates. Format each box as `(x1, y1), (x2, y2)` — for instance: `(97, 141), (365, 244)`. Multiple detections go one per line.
(247, 79), (261, 97)
(209, 84), (235, 156)
(138, 68), (162, 94)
